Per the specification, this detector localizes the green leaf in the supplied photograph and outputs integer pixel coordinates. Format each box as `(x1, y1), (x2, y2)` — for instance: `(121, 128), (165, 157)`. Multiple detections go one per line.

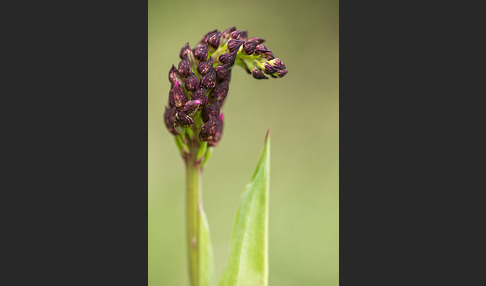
(218, 131), (271, 286)
(198, 207), (215, 286)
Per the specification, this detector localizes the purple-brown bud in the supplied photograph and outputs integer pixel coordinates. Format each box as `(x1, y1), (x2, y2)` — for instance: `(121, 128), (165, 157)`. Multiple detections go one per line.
(210, 81), (230, 102)
(194, 44), (208, 61)
(179, 42), (192, 59)
(209, 113), (224, 146)
(184, 74), (199, 91)
(197, 58), (213, 76)
(199, 116), (219, 142)
(164, 107), (178, 135)
(183, 100), (201, 116)
(170, 81), (187, 107)
(277, 70), (288, 78)
(169, 65), (181, 86)
(215, 63), (231, 80)
(262, 51), (275, 60)
(175, 109), (193, 127)
(243, 41), (257, 55)
(230, 30), (248, 41)
(178, 58), (191, 77)
(200, 69), (216, 89)
(201, 29), (217, 44)
(254, 44), (271, 55)
(191, 87), (208, 106)
(219, 51), (237, 65)
(248, 37), (265, 44)
(221, 27), (236, 44)
(208, 32), (221, 49)
(252, 68), (268, 80)
(228, 39), (244, 53)
(273, 58), (286, 70)
(264, 62), (278, 74)
(201, 101), (220, 122)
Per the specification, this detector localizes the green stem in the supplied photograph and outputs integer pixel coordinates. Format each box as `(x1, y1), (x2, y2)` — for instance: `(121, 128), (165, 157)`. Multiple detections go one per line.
(185, 145), (214, 286)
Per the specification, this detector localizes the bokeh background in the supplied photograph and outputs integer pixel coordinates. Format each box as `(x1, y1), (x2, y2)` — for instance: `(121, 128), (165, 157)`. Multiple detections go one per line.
(148, 0), (338, 285)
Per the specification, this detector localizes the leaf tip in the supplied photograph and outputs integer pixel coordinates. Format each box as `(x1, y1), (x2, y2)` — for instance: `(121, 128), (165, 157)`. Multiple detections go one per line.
(265, 129), (270, 143)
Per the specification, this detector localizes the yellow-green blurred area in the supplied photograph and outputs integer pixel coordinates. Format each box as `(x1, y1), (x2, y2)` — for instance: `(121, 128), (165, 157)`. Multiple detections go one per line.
(148, 0), (338, 284)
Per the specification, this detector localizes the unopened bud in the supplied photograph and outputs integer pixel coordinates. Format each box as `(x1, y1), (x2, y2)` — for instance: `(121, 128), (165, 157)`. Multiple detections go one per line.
(183, 100), (201, 116)
(170, 81), (187, 107)
(169, 65), (181, 86)
(201, 101), (220, 122)
(179, 42), (192, 59)
(219, 51), (237, 65)
(191, 87), (208, 106)
(221, 27), (236, 44)
(184, 74), (199, 91)
(215, 63), (231, 80)
(197, 58), (213, 76)
(262, 51), (275, 60)
(252, 68), (268, 79)
(273, 58), (286, 70)
(254, 44), (271, 55)
(243, 41), (257, 55)
(208, 32), (221, 49)
(199, 116), (219, 142)
(194, 44), (208, 61)
(201, 29), (217, 44)
(175, 109), (193, 127)
(164, 107), (179, 135)
(178, 58), (191, 77)
(277, 70), (288, 78)
(200, 69), (216, 89)
(228, 39), (244, 53)
(230, 30), (248, 41)
(264, 62), (278, 74)
(210, 81), (229, 102)
(248, 37), (265, 44)
(209, 113), (224, 146)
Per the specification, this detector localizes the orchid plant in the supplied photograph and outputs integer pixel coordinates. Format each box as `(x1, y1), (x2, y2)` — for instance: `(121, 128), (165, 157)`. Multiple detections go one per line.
(163, 27), (287, 286)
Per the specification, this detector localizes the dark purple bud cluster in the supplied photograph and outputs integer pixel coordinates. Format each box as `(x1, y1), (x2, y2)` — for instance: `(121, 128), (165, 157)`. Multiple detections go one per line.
(164, 27), (287, 150)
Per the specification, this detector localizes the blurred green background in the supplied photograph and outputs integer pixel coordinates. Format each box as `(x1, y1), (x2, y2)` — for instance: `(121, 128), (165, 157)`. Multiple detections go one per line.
(148, 0), (338, 285)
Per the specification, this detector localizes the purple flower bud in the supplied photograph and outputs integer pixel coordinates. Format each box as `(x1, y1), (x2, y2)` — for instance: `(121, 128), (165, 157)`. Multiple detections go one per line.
(183, 100), (201, 116)
(262, 51), (275, 60)
(197, 58), (213, 76)
(175, 109), (194, 127)
(209, 113), (224, 146)
(164, 107), (179, 135)
(227, 39), (245, 53)
(194, 44), (208, 61)
(252, 68), (268, 80)
(200, 69), (216, 89)
(254, 44), (271, 55)
(210, 81), (229, 102)
(179, 42), (192, 59)
(221, 27), (236, 44)
(273, 58), (286, 70)
(248, 37), (265, 44)
(264, 62), (278, 74)
(169, 65), (181, 86)
(215, 63), (231, 80)
(184, 74), (199, 91)
(243, 41), (257, 55)
(178, 58), (191, 77)
(201, 101), (220, 122)
(277, 70), (288, 78)
(208, 32), (221, 48)
(199, 116), (219, 142)
(219, 51), (237, 65)
(170, 81), (187, 107)
(191, 87), (208, 106)
(201, 29), (217, 44)
(230, 30), (248, 41)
